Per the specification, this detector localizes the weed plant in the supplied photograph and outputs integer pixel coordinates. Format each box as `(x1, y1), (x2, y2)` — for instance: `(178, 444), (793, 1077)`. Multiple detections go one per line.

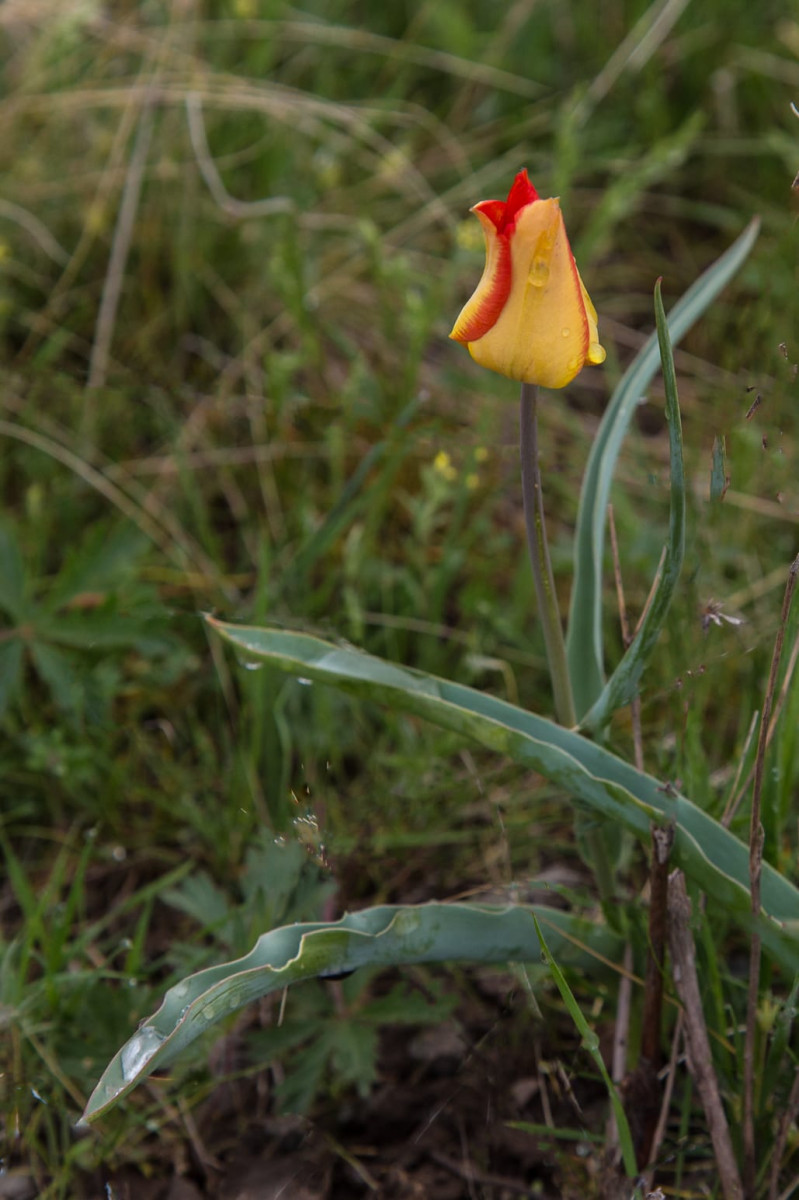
(1, 2), (799, 1196)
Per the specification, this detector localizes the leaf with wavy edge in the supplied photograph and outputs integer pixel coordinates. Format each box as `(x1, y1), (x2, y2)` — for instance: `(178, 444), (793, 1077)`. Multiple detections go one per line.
(82, 901), (620, 1122)
(206, 618), (799, 970)
(566, 217), (760, 718)
(579, 280), (685, 733)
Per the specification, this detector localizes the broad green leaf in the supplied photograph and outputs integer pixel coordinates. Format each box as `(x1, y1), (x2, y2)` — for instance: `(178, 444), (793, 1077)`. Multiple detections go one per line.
(0, 524), (26, 621)
(579, 281), (685, 732)
(566, 218), (760, 718)
(82, 901), (621, 1121)
(206, 619), (799, 971)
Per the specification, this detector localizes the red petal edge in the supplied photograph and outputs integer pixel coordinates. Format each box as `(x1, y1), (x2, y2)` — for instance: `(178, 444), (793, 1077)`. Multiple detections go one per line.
(451, 234), (512, 343)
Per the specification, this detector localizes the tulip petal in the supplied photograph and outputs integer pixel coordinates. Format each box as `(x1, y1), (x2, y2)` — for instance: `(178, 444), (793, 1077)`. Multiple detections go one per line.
(449, 171), (605, 388)
(449, 210), (512, 345)
(466, 198), (596, 389)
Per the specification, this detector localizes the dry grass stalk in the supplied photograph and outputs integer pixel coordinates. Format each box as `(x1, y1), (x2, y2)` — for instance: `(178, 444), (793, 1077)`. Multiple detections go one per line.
(743, 553), (799, 1196)
(667, 870), (743, 1200)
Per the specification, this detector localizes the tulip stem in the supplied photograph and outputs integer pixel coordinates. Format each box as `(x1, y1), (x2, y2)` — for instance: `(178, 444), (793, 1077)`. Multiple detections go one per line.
(519, 383), (576, 729)
(519, 383), (617, 912)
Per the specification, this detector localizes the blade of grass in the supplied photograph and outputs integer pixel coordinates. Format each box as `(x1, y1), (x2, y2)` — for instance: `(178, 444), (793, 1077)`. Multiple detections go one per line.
(532, 915), (637, 1178)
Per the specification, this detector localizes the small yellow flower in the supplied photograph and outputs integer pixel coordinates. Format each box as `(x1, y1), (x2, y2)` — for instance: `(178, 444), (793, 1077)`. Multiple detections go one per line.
(450, 169), (605, 389)
(433, 451), (457, 482)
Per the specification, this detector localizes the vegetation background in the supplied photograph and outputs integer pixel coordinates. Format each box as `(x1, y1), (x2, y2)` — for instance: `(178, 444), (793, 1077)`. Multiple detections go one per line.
(1, 0), (798, 1196)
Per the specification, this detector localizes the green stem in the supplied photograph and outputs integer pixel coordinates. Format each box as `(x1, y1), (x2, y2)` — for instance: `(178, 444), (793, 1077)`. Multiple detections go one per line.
(519, 383), (576, 728)
(519, 383), (616, 913)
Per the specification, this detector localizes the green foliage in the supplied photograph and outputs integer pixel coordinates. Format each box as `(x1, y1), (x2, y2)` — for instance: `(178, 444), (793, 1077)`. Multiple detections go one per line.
(1, 0), (799, 1193)
(83, 902), (623, 1121)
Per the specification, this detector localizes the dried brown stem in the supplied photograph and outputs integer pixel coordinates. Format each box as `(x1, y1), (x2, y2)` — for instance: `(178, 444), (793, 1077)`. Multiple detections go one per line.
(768, 1063), (799, 1200)
(667, 871), (743, 1200)
(644, 1009), (684, 1183)
(724, 626), (799, 829)
(743, 553), (799, 1196)
(623, 823), (674, 1168)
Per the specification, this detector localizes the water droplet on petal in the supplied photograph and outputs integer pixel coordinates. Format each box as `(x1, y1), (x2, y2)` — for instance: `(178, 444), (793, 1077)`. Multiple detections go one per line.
(120, 1026), (165, 1081)
(529, 259), (549, 287)
(561, 327), (570, 339)
(588, 342), (606, 365)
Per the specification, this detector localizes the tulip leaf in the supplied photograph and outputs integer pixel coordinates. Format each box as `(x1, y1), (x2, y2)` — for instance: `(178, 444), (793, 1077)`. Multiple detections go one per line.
(82, 901), (622, 1122)
(205, 618), (799, 970)
(566, 217), (760, 719)
(578, 280), (685, 733)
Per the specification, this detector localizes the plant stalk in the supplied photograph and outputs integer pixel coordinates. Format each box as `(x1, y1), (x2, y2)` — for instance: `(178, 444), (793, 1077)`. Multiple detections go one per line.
(519, 383), (576, 728)
(519, 384), (615, 912)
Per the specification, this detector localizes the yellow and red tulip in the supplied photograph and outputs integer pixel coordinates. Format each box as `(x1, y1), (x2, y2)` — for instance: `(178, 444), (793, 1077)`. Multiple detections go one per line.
(450, 170), (605, 389)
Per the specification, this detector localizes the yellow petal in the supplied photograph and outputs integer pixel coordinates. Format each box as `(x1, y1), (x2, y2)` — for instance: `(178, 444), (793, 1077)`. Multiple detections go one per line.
(466, 198), (599, 388)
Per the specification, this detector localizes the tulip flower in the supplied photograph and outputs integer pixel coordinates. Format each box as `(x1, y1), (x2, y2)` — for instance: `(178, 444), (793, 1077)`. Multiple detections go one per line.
(450, 170), (605, 389)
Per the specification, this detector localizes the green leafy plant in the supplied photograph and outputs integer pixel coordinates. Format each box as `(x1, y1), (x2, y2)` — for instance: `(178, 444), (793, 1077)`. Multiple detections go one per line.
(82, 213), (791, 1200)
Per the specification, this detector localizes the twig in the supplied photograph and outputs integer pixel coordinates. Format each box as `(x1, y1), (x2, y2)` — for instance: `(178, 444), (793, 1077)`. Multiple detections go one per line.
(642, 825), (674, 1066)
(644, 1009), (684, 1184)
(606, 942), (633, 1164)
(428, 1149), (540, 1196)
(623, 823), (674, 1168)
(667, 870), (743, 1200)
(744, 554), (799, 1196)
(185, 92), (293, 220)
(769, 1064), (799, 1200)
(721, 710), (759, 828)
(0, 199), (69, 265)
(87, 93), (155, 392)
(725, 623), (799, 828)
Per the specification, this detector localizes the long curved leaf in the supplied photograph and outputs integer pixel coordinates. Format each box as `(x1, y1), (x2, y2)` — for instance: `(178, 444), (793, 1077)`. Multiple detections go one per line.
(82, 901), (621, 1122)
(566, 217), (760, 718)
(207, 618), (799, 971)
(580, 280), (685, 732)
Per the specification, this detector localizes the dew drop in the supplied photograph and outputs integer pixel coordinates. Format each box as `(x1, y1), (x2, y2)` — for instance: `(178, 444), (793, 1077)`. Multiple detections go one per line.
(120, 1026), (165, 1081)
(529, 259), (549, 287)
(241, 660), (264, 672)
(561, 327), (570, 339)
(588, 341), (606, 365)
